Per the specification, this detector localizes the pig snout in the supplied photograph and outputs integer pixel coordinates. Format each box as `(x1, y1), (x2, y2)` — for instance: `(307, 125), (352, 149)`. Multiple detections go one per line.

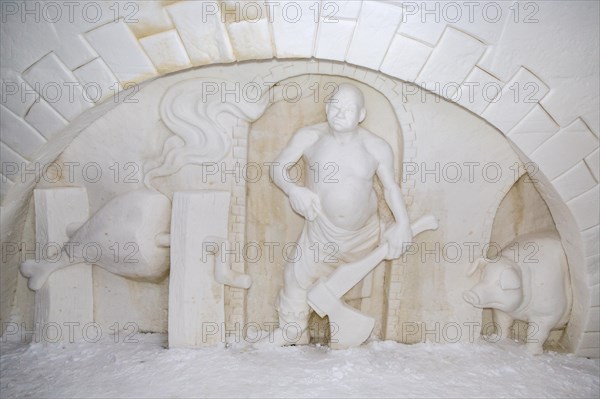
(463, 290), (480, 306)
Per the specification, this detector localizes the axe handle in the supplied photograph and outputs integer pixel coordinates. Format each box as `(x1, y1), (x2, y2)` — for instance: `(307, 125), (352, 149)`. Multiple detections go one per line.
(325, 215), (438, 299)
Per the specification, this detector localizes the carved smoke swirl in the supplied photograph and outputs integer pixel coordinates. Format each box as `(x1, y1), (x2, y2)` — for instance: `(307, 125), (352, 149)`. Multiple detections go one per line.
(144, 78), (268, 190)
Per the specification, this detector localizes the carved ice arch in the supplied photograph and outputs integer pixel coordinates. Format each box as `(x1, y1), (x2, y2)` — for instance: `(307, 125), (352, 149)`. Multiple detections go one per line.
(1, 60), (595, 356)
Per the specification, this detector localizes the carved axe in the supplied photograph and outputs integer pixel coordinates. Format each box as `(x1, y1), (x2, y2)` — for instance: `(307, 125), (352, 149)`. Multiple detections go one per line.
(307, 215), (438, 349)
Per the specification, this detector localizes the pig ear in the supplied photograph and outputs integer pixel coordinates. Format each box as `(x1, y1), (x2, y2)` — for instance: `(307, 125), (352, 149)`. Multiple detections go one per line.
(500, 268), (521, 290)
(467, 258), (487, 277)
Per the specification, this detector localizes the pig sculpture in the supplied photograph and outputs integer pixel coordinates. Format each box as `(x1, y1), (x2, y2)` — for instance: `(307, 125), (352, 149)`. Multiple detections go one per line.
(463, 232), (572, 354)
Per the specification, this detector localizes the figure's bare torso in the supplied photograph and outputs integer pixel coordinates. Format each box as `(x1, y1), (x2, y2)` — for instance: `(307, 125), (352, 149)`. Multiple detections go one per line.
(302, 123), (380, 230)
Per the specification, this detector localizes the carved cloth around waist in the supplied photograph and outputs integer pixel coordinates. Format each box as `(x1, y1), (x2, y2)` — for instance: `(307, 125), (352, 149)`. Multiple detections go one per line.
(292, 211), (382, 289)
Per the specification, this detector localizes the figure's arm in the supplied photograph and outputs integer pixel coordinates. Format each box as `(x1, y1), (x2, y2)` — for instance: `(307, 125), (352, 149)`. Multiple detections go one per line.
(371, 139), (412, 259)
(271, 128), (321, 220)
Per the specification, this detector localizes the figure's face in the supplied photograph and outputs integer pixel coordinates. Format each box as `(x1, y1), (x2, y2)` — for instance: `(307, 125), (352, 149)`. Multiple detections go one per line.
(326, 90), (365, 133)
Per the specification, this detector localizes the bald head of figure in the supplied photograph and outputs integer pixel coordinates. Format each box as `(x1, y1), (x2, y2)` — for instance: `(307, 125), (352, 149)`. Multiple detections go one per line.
(325, 83), (367, 133)
(334, 83), (365, 107)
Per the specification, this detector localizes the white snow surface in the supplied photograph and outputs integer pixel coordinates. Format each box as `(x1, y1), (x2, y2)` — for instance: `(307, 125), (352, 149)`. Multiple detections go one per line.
(1, 334), (598, 398)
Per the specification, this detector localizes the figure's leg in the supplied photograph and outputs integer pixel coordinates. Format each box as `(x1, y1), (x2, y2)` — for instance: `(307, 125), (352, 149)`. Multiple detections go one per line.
(492, 309), (514, 340)
(525, 320), (553, 355)
(277, 263), (311, 344)
(258, 263), (311, 346)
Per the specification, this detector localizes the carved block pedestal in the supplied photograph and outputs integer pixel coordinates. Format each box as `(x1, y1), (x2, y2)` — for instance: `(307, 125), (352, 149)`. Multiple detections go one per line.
(33, 187), (93, 342)
(168, 191), (231, 348)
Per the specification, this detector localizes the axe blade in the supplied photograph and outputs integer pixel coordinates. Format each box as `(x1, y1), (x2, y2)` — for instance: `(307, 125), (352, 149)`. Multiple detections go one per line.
(329, 308), (375, 350)
(307, 215), (439, 349)
(307, 279), (375, 349)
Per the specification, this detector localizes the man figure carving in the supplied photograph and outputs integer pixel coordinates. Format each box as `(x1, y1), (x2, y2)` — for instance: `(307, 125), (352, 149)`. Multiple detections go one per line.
(266, 83), (412, 346)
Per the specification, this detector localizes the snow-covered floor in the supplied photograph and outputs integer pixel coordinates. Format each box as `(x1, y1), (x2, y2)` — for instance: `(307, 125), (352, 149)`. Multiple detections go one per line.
(1, 334), (598, 398)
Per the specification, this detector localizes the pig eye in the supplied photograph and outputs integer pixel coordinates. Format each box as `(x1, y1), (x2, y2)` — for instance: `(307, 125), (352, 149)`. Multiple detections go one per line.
(500, 269), (521, 290)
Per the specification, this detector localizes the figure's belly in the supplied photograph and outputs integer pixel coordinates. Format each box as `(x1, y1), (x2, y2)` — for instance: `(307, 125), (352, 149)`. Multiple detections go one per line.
(317, 180), (377, 229)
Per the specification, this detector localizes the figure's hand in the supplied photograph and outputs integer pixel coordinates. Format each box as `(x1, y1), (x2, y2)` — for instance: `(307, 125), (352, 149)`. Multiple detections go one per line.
(288, 186), (321, 221)
(383, 223), (413, 260)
